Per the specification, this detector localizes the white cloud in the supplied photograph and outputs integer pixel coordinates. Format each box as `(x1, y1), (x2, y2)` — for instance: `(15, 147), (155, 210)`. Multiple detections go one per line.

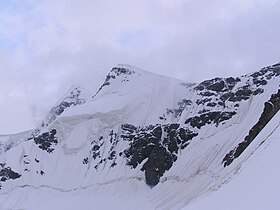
(1, 0), (280, 133)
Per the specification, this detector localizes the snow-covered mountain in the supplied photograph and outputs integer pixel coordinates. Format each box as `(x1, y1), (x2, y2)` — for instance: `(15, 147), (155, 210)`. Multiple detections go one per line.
(0, 85), (91, 155)
(0, 63), (279, 210)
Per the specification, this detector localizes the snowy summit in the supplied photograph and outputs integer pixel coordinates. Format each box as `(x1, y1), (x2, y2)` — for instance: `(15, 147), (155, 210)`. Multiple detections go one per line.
(0, 63), (279, 210)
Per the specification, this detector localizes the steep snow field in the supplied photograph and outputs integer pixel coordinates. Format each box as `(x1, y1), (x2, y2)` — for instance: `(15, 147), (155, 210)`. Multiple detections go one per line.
(186, 111), (280, 210)
(0, 111), (279, 210)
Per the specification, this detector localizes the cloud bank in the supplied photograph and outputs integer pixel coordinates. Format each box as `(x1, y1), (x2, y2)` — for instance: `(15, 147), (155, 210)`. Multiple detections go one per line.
(1, 0), (280, 133)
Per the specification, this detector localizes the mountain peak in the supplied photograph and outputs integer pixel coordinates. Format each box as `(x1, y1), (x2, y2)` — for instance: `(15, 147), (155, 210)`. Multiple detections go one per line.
(116, 64), (152, 74)
(34, 84), (91, 135)
(0, 62), (279, 210)
(93, 64), (182, 99)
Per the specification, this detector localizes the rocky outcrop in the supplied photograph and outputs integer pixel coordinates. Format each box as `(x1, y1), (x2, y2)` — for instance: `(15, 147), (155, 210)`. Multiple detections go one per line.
(185, 111), (237, 129)
(33, 129), (58, 153)
(223, 89), (280, 167)
(0, 163), (21, 189)
(123, 123), (198, 187)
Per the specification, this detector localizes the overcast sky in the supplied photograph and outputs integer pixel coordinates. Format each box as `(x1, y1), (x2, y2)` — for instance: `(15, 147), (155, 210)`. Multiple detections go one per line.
(0, 0), (280, 133)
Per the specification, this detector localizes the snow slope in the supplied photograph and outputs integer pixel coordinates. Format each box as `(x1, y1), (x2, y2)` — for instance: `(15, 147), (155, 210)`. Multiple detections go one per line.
(1, 112), (278, 210)
(0, 85), (91, 156)
(0, 63), (279, 210)
(185, 111), (280, 210)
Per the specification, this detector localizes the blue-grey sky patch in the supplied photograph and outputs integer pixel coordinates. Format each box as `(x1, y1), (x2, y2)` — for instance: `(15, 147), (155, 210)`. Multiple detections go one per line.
(0, 38), (16, 49)
(118, 29), (166, 50)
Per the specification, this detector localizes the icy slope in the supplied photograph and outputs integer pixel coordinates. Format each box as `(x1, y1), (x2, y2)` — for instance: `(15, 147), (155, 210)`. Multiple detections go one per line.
(0, 130), (32, 154)
(63, 64), (190, 125)
(185, 111), (280, 210)
(0, 63), (279, 210)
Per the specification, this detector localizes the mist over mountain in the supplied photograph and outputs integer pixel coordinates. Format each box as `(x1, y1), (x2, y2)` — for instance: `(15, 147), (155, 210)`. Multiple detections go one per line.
(0, 63), (279, 210)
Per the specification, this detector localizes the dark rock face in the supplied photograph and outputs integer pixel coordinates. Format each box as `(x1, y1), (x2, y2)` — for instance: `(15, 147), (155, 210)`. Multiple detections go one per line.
(195, 77), (240, 93)
(0, 164), (21, 189)
(228, 86), (264, 102)
(217, 83), (264, 103)
(83, 124), (194, 186)
(142, 145), (173, 186)
(83, 132), (120, 170)
(196, 98), (212, 105)
(83, 157), (89, 164)
(185, 111), (237, 129)
(223, 89), (280, 167)
(251, 64), (280, 80)
(193, 66), (279, 110)
(91, 143), (101, 160)
(123, 123), (198, 187)
(111, 67), (135, 76)
(0, 167), (21, 181)
(124, 125), (163, 169)
(156, 64), (279, 175)
(34, 129), (58, 153)
(193, 74), (264, 115)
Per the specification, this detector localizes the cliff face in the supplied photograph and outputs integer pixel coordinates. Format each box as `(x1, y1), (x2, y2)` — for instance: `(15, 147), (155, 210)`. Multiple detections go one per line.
(223, 88), (280, 167)
(0, 63), (279, 209)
